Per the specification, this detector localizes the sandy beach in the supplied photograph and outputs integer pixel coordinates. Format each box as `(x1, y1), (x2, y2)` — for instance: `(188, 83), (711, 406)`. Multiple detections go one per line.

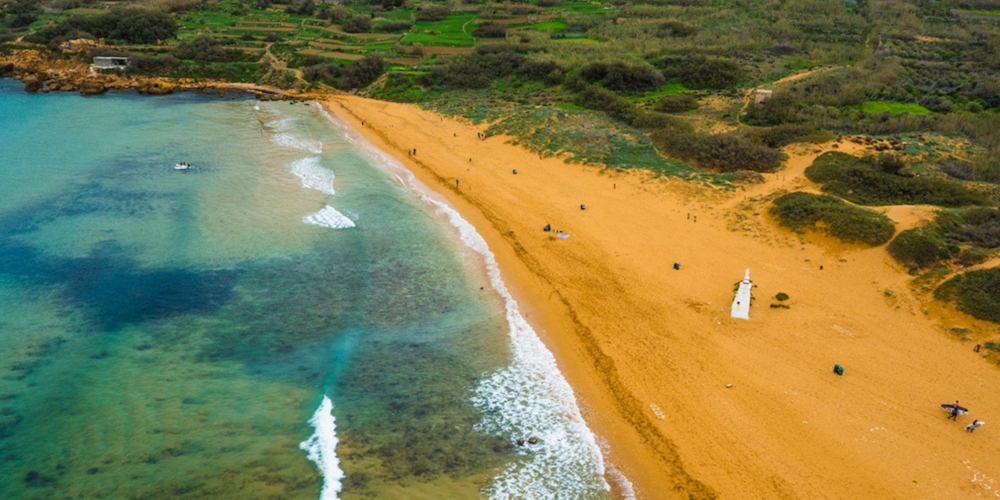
(323, 96), (1000, 500)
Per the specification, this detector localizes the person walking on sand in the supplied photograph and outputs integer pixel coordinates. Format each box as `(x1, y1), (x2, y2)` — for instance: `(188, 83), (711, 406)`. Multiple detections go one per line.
(966, 420), (984, 432)
(949, 401), (961, 420)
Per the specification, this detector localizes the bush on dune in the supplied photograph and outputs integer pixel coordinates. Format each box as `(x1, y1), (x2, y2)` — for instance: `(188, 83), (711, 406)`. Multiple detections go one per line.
(935, 267), (1000, 323)
(887, 228), (951, 271)
(770, 192), (896, 246)
(652, 129), (785, 173)
(805, 152), (990, 207)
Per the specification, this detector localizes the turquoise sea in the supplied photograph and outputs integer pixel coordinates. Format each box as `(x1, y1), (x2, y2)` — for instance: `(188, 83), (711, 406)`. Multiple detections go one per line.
(0, 79), (624, 499)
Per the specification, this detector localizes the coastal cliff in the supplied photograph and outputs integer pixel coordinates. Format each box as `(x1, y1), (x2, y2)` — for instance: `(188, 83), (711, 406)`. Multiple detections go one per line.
(0, 49), (295, 99)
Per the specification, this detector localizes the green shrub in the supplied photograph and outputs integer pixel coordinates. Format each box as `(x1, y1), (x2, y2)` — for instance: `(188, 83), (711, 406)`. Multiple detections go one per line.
(339, 55), (386, 90)
(742, 124), (833, 148)
(957, 248), (990, 267)
(343, 15), (372, 33)
(887, 228), (951, 270)
(656, 20), (698, 38)
(415, 4), (449, 21)
(935, 267), (1000, 323)
(24, 8), (177, 45)
(473, 22), (507, 38)
(653, 94), (698, 113)
(174, 36), (245, 62)
(935, 208), (1000, 249)
(374, 20), (411, 33)
(571, 81), (689, 131)
(770, 192), (896, 246)
(805, 152), (990, 207)
(651, 130), (785, 172)
(775, 292), (789, 301)
(303, 63), (341, 84)
(578, 61), (665, 93)
(655, 55), (742, 90)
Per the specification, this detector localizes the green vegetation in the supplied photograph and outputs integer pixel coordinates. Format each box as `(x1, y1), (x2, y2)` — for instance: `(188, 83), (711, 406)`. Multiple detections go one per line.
(805, 152), (989, 207)
(775, 292), (789, 301)
(886, 208), (1000, 270)
(5, 0), (1000, 190)
(770, 192), (896, 246)
(652, 129), (786, 173)
(887, 228), (952, 271)
(861, 102), (931, 116)
(935, 267), (1000, 323)
(402, 12), (475, 47)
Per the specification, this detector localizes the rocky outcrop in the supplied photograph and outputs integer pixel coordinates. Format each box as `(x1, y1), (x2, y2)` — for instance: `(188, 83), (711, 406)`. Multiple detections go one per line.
(0, 49), (297, 100)
(137, 79), (175, 95)
(78, 78), (108, 96)
(23, 75), (44, 93)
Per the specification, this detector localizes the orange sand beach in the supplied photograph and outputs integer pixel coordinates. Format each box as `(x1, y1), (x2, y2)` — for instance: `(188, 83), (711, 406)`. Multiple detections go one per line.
(322, 96), (1000, 500)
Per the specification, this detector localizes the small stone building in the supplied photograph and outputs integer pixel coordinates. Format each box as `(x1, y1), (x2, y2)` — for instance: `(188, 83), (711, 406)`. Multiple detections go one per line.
(92, 57), (130, 70)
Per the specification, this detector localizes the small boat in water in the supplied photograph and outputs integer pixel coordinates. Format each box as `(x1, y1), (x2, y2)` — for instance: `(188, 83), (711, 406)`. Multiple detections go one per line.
(174, 162), (192, 170)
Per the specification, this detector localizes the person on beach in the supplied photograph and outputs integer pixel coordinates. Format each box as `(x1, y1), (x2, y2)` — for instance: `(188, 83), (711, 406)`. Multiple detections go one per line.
(543, 224), (551, 232)
(966, 420), (984, 432)
(455, 178), (460, 187)
(949, 401), (961, 420)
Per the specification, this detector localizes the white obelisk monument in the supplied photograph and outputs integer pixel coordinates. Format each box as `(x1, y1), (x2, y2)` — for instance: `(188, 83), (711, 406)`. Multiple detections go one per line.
(731, 269), (752, 319)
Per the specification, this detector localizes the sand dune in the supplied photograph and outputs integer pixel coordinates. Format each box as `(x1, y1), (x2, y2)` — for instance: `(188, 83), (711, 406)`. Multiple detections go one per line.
(323, 96), (1000, 500)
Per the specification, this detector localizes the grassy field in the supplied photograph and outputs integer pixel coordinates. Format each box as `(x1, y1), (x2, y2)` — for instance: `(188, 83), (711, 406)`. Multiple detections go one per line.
(401, 13), (477, 47)
(861, 102), (932, 115)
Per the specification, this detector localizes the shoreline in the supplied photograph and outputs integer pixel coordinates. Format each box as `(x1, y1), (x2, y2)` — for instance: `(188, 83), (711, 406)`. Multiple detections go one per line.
(322, 95), (1000, 500)
(321, 96), (713, 499)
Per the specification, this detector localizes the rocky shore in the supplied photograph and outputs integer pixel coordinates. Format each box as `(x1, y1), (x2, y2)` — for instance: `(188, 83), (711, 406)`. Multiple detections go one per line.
(0, 49), (299, 100)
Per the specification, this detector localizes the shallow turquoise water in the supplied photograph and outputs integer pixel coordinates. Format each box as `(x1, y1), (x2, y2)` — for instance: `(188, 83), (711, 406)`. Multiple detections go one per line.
(0, 80), (614, 500)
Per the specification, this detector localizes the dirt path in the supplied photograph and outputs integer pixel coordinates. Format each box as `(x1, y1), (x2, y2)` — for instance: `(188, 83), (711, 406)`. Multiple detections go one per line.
(737, 66), (840, 124)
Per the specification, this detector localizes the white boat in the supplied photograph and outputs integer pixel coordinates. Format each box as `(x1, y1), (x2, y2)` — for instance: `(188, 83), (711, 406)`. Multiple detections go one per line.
(174, 162), (191, 170)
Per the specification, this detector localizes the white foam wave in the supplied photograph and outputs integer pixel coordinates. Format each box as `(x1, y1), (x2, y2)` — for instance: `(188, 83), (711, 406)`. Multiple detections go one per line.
(291, 157), (336, 195)
(318, 104), (615, 499)
(304, 206), (355, 229)
(272, 132), (323, 155)
(299, 396), (345, 500)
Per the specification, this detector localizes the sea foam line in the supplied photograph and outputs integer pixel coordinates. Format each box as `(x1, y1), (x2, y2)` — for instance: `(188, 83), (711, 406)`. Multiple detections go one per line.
(318, 103), (617, 499)
(299, 396), (345, 500)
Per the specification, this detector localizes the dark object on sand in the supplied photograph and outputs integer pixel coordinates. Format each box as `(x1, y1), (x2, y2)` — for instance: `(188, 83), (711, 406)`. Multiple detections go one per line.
(580, 204), (586, 210)
(673, 262), (680, 270)
(512, 169), (517, 174)
(975, 344), (981, 352)
(833, 364), (844, 376)
(543, 224), (551, 232)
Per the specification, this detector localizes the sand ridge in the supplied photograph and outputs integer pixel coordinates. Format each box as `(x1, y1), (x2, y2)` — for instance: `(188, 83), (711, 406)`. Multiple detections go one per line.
(323, 96), (1000, 500)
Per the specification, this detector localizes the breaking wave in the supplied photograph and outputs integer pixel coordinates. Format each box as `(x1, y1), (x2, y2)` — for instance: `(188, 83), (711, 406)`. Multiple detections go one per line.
(303, 206), (355, 229)
(299, 396), (345, 500)
(291, 156), (336, 195)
